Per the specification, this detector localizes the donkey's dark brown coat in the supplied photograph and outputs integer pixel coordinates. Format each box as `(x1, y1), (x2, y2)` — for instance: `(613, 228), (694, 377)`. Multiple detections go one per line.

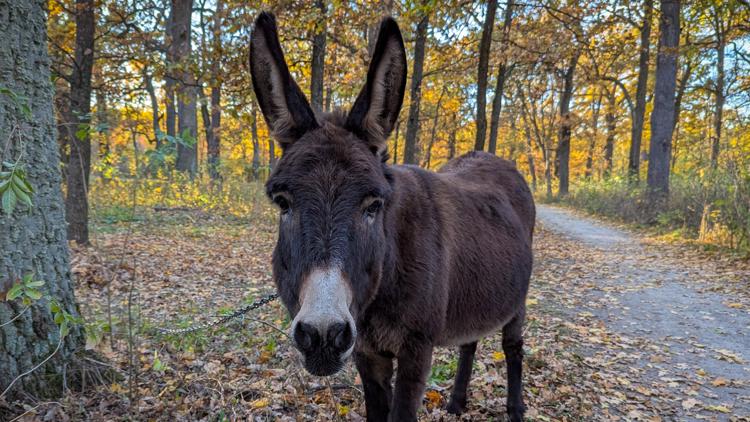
(250, 13), (534, 422)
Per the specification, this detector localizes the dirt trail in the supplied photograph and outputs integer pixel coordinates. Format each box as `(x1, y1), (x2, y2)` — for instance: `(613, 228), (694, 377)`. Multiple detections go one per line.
(536, 204), (750, 420)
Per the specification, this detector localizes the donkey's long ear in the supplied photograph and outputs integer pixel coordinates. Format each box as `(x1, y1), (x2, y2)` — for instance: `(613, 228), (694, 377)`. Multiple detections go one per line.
(346, 18), (407, 154)
(250, 12), (318, 149)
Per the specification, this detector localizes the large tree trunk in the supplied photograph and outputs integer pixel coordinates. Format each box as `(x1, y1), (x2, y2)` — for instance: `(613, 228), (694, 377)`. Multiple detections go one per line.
(555, 54), (578, 196)
(403, 7), (429, 165)
(487, 0), (515, 155)
(1, 0), (84, 400)
(628, 0), (653, 179)
(64, 0), (95, 245)
(710, 27), (725, 169)
(310, 0), (327, 113)
(171, 0), (198, 176)
(473, 0), (498, 152)
(206, 0), (223, 182)
(646, 0), (680, 198)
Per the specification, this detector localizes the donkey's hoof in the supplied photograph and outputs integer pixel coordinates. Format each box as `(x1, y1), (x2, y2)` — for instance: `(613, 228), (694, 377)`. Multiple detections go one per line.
(506, 404), (525, 422)
(446, 399), (467, 415)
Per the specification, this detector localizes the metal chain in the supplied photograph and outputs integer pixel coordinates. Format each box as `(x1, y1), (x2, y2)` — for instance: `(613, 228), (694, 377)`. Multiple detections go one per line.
(154, 293), (279, 335)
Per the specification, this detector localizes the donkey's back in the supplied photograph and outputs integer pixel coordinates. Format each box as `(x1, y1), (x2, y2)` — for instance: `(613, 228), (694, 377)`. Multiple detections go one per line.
(434, 151), (535, 346)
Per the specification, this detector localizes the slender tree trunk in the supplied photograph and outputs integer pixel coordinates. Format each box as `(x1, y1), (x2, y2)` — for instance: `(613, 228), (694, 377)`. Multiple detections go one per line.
(448, 128), (457, 160)
(711, 33), (725, 169)
(1, 0), (84, 399)
(646, 0), (681, 198)
(171, 0), (197, 176)
(143, 67), (161, 148)
(367, 0), (395, 56)
(488, 0), (515, 155)
(628, 0), (653, 179)
(95, 88), (110, 159)
(392, 120), (400, 164)
(206, 0), (223, 181)
(473, 0), (498, 152)
(310, 0), (326, 113)
(251, 107), (261, 180)
(604, 88), (617, 177)
(555, 54), (578, 196)
(672, 59), (693, 134)
(403, 7), (429, 165)
(423, 89), (445, 168)
(325, 46), (336, 112)
(269, 137), (277, 170)
(64, 0), (95, 245)
(521, 116), (537, 191)
(584, 93), (602, 179)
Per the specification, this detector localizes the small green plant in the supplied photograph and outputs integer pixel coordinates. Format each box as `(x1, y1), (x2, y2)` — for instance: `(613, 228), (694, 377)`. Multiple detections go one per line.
(0, 161), (34, 215)
(5, 273), (44, 304)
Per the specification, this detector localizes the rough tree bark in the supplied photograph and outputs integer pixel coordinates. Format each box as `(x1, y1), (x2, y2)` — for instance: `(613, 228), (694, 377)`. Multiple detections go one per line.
(63, 0), (95, 245)
(488, 0), (515, 155)
(171, 0), (198, 176)
(555, 54), (578, 196)
(403, 6), (429, 165)
(1, 0), (84, 400)
(310, 0), (327, 113)
(628, 0), (653, 179)
(646, 0), (680, 198)
(473, 0), (498, 152)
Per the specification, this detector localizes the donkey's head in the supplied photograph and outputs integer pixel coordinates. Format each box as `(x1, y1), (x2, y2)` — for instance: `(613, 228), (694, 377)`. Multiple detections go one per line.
(250, 12), (406, 376)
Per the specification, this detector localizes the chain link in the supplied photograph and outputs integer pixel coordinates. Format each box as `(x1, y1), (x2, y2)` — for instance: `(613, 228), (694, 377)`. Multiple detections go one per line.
(154, 293), (279, 335)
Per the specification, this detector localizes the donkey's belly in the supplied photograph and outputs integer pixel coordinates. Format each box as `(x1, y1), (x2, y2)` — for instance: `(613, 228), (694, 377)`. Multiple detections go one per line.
(436, 313), (515, 347)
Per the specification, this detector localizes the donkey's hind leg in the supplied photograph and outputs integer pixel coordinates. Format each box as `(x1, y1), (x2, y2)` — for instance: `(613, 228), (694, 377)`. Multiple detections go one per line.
(503, 311), (526, 422)
(446, 341), (478, 415)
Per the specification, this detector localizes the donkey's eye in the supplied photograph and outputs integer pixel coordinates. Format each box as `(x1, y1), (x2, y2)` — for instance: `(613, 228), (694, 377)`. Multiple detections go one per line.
(364, 199), (383, 217)
(273, 195), (290, 213)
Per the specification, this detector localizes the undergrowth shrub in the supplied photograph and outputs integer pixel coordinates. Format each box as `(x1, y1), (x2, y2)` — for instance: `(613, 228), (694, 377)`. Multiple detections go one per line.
(565, 167), (750, 253)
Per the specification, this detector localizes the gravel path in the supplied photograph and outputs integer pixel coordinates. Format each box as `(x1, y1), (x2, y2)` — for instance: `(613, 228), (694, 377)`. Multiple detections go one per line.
(537, 204), (750, 420)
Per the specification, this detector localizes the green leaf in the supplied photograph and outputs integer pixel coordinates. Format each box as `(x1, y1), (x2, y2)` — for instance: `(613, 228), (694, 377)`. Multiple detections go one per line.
(11, 182), (32, 207)
(24, 280), (45, 288)
(60, 320), (70, 337)
(2, 188), (17, 214)
(24, 288), (42, 300)
(54, 311), (65, 325)
(6, 284), (23, 301)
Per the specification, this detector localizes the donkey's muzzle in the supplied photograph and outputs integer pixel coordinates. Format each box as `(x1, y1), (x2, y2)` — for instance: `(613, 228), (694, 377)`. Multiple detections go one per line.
(292, 320), (354, 376)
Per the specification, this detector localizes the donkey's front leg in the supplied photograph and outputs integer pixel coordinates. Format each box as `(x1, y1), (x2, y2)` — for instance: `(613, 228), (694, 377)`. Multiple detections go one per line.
(389, 341), (433, 422)
(355, 351), (394, 422)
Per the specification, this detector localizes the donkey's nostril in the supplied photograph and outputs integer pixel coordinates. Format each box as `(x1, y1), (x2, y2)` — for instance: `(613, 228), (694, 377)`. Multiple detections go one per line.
(327, 322), (353, 351)
(294, 322), (317, 351)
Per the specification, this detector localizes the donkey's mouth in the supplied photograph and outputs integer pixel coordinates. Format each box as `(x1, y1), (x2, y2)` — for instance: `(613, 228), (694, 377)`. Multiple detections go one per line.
(300, 351), (349, 376)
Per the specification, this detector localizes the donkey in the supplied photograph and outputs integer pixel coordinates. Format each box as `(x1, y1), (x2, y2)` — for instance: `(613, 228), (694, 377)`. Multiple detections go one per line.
(250, 12), (535, 422)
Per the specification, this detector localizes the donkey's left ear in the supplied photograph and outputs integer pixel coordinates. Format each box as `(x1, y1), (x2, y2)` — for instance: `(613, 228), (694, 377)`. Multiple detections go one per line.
(346, 18), (407, 154)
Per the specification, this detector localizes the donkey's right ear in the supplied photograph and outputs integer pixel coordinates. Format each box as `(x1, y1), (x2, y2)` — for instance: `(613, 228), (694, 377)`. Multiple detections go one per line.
(250, 12), (318, 149)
